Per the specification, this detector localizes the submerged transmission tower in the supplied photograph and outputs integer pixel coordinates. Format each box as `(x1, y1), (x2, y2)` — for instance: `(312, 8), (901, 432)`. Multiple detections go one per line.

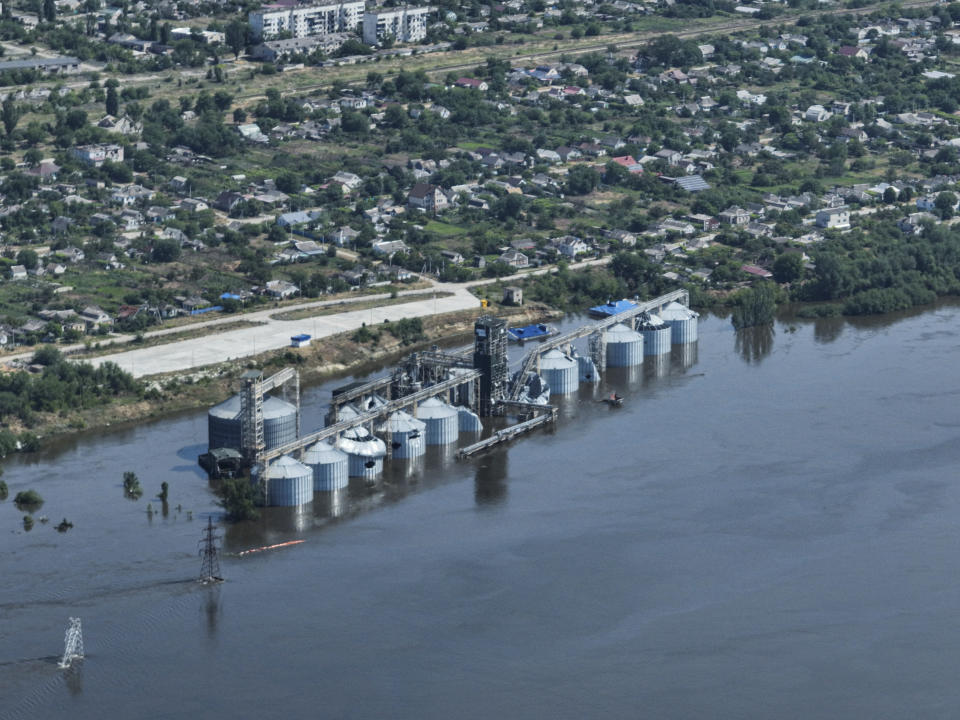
(58, 617), (83, 669)
(198, 516), (223, 584)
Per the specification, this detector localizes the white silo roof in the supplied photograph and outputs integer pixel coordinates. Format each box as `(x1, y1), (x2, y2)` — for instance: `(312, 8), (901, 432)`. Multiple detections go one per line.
(378, 410), (426, 433)
(660, 301), (699, 321)
(417, 396), (458, 419)
(540, 348), (576, 369)
(266, 454), (311, 479)
(303, 440), (348, 465)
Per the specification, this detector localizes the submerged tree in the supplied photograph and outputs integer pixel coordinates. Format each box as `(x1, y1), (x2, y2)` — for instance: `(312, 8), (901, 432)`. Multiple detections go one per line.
(217, 476), (260, 521)
(732, 282), (777, 330)
(123, 471), (143, 499)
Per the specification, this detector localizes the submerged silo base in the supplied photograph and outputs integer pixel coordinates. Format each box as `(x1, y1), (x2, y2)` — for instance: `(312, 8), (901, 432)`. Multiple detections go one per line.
(458, 408), (483, 433)
(578, 355), (599, 383)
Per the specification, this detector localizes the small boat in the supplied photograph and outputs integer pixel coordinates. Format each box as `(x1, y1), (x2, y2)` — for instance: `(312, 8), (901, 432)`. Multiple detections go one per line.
(508, 323), (555, 343)
(601, 393), (624, 407)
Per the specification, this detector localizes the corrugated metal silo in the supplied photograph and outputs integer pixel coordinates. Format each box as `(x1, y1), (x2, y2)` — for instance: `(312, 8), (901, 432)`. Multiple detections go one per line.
(416, 397), (459, 445)
(458, 408), (483, 433)
(337, 429), (386, 480)
(302, 440), (349, 491)
(637, 313), (672, 356)
(605, 322), (644, 367)
(264, 455), (313, 507)
(378, 410), (426, 458)
(660, 301), (699, 344)
(540, 348), (578, 394)
(208, 394), (298, 451)
(578, 355), (599, 383)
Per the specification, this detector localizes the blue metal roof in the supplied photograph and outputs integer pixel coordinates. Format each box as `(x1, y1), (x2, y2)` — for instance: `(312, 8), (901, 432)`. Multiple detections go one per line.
(508, 323), (551, 341)
(589, 299), (636, 316)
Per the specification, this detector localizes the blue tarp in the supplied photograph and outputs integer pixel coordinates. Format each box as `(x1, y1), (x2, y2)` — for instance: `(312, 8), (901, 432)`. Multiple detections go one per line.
(589, 299), (637, 317)
(190, 305), (223, 315)
(508, 324), (551, 341)
(220, 293), (241, 300)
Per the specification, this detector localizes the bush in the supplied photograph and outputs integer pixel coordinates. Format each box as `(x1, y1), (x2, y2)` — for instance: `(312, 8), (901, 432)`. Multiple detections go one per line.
(217, 476), (260, 521)
(123, 471), (143, 499)
(0, 479), (7, 500)
(14, 489), (43, 509)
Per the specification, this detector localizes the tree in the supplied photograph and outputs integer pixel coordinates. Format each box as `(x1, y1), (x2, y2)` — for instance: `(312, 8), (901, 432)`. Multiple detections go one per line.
(566, 165), (599, 195)
(123, 471), (143, 498)
(158, 481), (169, 503)
(106, 85), (119, 116)
(233, 107), (247, 123)
(225, 20), (247, 59)
(151, 238), (181, 263)
(42, 0), (56, 22)
(773, 252), (804, 284)
(2, 97), (20, 135)
(217, 475), (260, 521)
(935, 191), (957, 219)
(732, 282), (777, 330)
(16, 248), (38, 269)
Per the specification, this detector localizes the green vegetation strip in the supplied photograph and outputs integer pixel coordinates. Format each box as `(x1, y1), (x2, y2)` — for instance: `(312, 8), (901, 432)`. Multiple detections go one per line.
(269, 292), (455, 322)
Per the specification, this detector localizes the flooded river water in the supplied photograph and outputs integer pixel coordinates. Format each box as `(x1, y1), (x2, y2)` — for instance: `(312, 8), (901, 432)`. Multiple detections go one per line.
(3, 303), (960, 718)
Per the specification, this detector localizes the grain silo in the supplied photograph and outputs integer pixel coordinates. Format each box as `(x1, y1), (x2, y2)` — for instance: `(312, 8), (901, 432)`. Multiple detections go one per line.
(540, 348), (578, 395)
(458, 408), (483, 433)
(264, 455), (313, 507)
(378, 410), (426, 458)
(637, 313), (672, 356)
(659, 301), (699, 344)
(605, 322), (644, 367)
(578, 355), (599, 383)
(207, 394), (298, 452)
(416, 397), (459, 445)
(337, 429), (386, 480)
(302, 440), (349, 491)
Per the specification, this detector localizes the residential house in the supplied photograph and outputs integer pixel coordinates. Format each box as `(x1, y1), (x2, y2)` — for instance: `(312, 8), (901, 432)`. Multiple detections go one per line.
(213, 191), (244, 213)
(180, 198), (209, 213)
(804, 104), (831, 122)
(69, 143), (124, 167)
(456, 77), (489, 91)
(551, 235), (589, 259)
(9, 264), (27, 280)
(440, 250), (464, 265)
(80, 305), (113, 328)
(815, 206), (851, 229)
(498, 249), (529, 268)
(331, 171), (363, 192)
(718, 206), (750, 225)
(408, 183), (449, 213)
(265, 280), (299, 299)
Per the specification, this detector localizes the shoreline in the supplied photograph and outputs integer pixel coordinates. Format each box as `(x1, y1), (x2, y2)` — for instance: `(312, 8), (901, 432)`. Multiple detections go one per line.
(18, 303), (559, 445)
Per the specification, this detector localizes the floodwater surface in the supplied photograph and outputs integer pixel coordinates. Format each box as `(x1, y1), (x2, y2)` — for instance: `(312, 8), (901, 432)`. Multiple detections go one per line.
(2, 304), (960, 719)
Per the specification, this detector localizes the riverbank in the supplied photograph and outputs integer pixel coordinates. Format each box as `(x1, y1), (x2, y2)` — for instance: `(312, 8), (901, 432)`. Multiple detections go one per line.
(11, 302), (559, 443)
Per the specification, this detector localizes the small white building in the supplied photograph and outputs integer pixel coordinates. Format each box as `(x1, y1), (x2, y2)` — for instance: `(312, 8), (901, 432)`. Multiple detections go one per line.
(815, 206), (850, 229)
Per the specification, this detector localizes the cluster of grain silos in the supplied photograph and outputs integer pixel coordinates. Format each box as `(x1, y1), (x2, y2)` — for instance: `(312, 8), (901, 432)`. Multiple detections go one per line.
(207, 394), (298, 453)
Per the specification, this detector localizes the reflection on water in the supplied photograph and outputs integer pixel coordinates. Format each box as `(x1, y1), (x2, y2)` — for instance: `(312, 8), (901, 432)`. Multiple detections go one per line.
(644, 354), (670, 382)
(605, 365), (643, 391)
(735, 325), (775, 364)
(204, 585), (221, 639)
(813, 316), (844, 344)
(474, 448), (508, 507)
(62, 662), (83, 697)
(672, 342), (698, 371)
(314, 488), (349, 520)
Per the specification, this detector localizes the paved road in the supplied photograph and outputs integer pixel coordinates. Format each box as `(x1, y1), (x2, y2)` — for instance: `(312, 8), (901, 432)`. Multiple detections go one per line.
(78, 256), (610, 378)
